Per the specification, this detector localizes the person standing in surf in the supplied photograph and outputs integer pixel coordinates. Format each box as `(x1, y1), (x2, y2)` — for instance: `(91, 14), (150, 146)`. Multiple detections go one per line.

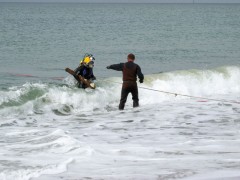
(106, 53), (144, 110)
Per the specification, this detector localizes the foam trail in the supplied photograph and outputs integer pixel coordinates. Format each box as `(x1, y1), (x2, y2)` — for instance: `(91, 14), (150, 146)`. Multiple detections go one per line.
(0, 158), (73, 180)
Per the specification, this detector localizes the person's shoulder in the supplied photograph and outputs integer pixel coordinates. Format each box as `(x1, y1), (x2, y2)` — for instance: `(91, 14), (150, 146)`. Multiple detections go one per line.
(134, 62), (140, 67)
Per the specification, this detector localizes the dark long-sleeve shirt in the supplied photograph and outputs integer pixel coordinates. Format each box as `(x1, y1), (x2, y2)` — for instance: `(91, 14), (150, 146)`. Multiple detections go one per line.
(74, 65), (96, 80)
(108, 62), (144, 82)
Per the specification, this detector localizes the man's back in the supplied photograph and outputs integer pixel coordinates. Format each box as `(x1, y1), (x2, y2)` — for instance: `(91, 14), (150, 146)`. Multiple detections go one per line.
(107, 61), (144, 83)
(123, 62), (138, 82)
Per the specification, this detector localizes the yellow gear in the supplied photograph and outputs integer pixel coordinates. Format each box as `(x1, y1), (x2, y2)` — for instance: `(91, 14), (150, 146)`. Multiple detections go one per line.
(80, 56), (91, 65)
(84, 56), (91, 64)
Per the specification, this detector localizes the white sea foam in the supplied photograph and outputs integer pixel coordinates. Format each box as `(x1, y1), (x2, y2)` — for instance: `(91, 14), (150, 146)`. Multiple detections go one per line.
(0, 66), (240, 180)
(1, 66), (239, 116)
(0, 158), (73, 180)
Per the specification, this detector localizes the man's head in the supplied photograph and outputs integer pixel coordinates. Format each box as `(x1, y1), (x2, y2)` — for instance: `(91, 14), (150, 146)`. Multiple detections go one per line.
(127, 53), (135, 62)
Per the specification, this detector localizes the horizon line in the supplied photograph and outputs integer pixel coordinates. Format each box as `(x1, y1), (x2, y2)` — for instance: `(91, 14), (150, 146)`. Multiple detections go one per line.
(0, 1), (240, 3)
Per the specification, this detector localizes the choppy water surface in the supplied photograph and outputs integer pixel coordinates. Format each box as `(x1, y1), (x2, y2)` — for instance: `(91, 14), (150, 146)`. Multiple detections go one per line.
(0, 3), (240, 180)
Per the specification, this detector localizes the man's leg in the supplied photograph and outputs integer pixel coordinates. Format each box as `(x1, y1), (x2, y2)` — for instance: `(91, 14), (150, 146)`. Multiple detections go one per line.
(131, 85), (139, 108)
(119, 87), (129, 110)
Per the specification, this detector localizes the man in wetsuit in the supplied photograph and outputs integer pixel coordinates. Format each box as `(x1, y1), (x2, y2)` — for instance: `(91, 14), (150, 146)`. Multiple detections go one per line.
(74, 54), (96, 89)
(106, 53), (144, 110)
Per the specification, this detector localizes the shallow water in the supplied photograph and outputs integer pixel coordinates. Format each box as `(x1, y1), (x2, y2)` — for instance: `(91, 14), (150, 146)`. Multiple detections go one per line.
(0, 3), (240, 180)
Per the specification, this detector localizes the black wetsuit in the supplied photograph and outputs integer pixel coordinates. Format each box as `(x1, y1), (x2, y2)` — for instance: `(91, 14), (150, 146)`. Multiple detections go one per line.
(108, 61), (144, 110)
(74, 65), (96, 88)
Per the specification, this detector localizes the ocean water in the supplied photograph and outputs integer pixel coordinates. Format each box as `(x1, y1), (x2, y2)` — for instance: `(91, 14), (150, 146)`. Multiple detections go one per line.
(0, 3), (240, 180)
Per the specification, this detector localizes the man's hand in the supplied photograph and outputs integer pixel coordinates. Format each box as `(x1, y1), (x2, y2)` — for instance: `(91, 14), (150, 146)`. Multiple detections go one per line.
(139, 79), (143, 83)
(106, 66), (111, 69)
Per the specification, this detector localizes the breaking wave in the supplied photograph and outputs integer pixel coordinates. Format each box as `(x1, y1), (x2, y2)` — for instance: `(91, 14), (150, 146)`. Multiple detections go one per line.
(0, 66), (239, 119)
(0, 66), (240, 180)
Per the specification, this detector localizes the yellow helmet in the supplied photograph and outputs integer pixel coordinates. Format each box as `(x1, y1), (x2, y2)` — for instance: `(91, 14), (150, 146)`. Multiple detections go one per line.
(80, 54), (95, 68)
